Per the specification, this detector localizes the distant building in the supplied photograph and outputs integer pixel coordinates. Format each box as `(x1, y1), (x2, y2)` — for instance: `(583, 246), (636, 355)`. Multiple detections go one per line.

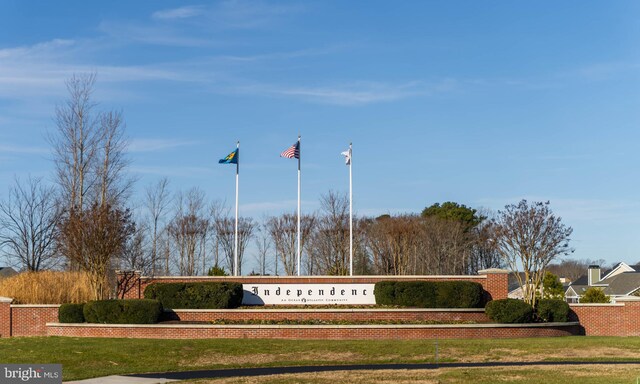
(0, 267), (17, 279)
(508, 272), (572, 300)
(565, 262), (640, 303)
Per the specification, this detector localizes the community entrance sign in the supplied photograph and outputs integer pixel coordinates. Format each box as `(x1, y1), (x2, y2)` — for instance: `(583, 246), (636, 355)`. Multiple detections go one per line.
(242, 283), (376, 305)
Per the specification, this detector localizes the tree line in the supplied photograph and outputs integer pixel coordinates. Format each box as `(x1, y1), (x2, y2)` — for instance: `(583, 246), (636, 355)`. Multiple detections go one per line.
(0, 74), (574, 304)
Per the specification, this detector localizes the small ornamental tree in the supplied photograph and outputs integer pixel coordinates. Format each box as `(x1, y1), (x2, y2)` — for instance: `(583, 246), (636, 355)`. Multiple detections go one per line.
(580, 287), (610, 303)
(542, 271), (565, 300)
(58, 203), (134, 300)
(493, 200), (573, 308)
(207, 265), (228, 276)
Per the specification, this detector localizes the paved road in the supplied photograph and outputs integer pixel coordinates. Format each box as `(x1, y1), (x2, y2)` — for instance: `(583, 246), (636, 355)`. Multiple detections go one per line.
(65, 361), (640, 383)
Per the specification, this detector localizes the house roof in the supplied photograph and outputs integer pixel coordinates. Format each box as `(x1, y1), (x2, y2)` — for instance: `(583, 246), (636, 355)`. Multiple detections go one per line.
(601, 262), (632, 280)
(600, 272), (640, 295)
(0, 267), (17, 278)
(567, 264), (640, 297)
(571, 275), (588, 286)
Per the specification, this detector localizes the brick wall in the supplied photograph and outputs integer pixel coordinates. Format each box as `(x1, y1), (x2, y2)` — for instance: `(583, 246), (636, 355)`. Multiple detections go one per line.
(0, 297), (11, 337)
(47, 322), (580, 340)
(569, 298), (640, 336)
(119, 269), (510, 302)
(163, 308), (490, 323)
(10, 305), (60, 337)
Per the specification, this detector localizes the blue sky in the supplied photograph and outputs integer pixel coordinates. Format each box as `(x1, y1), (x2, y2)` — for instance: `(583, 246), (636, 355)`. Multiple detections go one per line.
(0, 1), (639, 266)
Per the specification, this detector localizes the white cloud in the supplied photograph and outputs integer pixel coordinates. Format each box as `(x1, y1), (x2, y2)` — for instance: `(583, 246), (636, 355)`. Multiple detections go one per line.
(0, 37), (211, 106)
(575, 61), (640, 81)
(212, 0), (306, 29)
(105, 1), (306, 48)
(0, 39), (76, 60)
(0, 35), (437, 110)
(152, 6), (206, 20)
(229, 80), (445, 106)
(97, 21), (211, 47)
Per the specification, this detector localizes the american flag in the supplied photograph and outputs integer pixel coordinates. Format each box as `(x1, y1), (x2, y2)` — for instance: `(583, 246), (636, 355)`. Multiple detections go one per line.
(280, 141), (300, 159)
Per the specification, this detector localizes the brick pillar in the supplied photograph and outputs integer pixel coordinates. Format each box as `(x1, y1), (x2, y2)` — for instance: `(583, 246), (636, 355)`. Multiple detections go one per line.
(0, 297), (13, 338)
(478, 268), (509, 301)
(116, 270), (142, 299)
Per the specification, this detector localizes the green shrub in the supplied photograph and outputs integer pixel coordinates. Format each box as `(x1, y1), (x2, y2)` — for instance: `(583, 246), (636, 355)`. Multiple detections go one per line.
(207, 265), (228, 276)
(58, 303), (86, 323)
(536, 299), (570, 322)
(374, 281), (485, 308)
(83, 299), (162, 324)
(144, 282), (243, 309)
(397, 281), (437, 307)
(373, 281), (397, 305)
(485, 299), (534, 323)
(436, 281), (484, 308)
(580, 287), (610, 303)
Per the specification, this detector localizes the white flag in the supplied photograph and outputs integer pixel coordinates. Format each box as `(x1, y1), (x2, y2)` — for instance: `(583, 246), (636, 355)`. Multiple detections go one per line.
(341, 148), (351, 165)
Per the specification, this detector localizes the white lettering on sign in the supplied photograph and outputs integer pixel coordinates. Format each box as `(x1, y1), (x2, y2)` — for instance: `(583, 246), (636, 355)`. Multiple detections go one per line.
(242, 284), (376, 305)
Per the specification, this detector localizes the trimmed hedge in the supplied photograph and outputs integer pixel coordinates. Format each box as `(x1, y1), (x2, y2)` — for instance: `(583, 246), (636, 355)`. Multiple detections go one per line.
(144, 282), (243, 309)
(485, 299), (534, 323)
(374, 281), (485, 308)
(83, 299), (162, 324)
(437, 281), (485, 308)
(58, 303), (85, 323)
(536, 299), (570, 322)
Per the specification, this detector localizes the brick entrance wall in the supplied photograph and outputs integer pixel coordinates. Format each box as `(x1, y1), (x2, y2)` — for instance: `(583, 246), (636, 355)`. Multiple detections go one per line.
(163, 308), (490, 323)
(569, 298), (640, 336)
(47, 322), (580, 340)
(118, 268), (510, 302)
(8, 297), (640, 338)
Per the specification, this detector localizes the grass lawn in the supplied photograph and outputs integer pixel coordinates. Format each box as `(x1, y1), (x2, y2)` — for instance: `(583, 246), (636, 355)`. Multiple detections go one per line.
(2, 336), (640, 381)
(181, 366), (640, 384)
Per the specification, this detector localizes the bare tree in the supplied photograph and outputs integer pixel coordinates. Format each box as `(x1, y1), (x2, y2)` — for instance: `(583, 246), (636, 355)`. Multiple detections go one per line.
(214, 215), (256, 275)
(466, 221), (503, 274)
(253, 225), (272, 275)
(50, 73), (101, 213)
(266, 213), (316, 275)
(160, 230), (172, 275)
(308, 192), (350, 275)
(493, 200), (573, 306)
(419, 216), (472, 275)
(95, 110), (134, 208)
(207, 201), (226, 269)
(51, 74), (134, 279)
(363, 214), (423, 275)
(0, 176), (62, 271)
(119, 222), (152, 275)
(167, 188), (208, 275)
(144, 177), (171, 275)
(547, 258), (607, 283)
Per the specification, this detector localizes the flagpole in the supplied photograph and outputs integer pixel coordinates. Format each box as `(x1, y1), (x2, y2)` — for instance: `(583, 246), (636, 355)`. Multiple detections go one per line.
(297, 135), (301, 276)
(349, 142), (353, 276)
(234, 141), (239, 277)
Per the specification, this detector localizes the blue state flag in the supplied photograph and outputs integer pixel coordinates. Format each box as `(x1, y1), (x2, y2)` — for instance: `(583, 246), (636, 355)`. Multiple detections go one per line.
(219, 148), (238, 164)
